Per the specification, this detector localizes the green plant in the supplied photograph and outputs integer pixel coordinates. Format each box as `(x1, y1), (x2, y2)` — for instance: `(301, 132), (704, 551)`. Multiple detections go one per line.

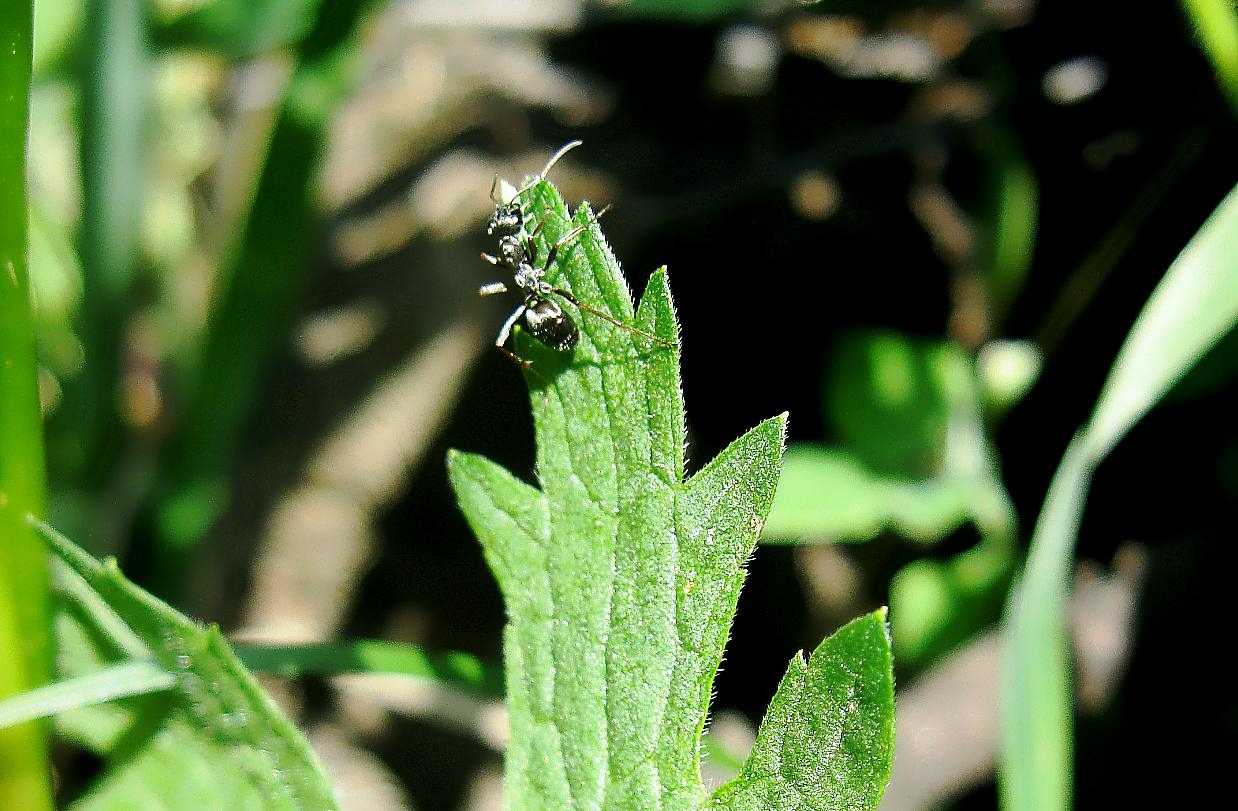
(1000, 181), (1238, 811)
(0, 520), (338, 809)
(449, 178), (895, 808)
(0, 2), (53, 807)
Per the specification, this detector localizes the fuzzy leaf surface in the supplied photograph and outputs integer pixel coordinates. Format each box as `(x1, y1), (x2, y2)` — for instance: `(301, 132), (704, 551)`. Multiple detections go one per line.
(38, 520), (337, 810)
(709, 610), (894, 811)
(451, 176), (894, 809)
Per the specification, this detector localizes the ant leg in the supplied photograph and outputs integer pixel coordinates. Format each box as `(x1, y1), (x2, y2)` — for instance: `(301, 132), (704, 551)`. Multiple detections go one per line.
(489, 173), (502, 205)
(543, 222), (592, 270)
(495, 305), (532, 368)
(551, 288), (674, 348)
(479, 281), (508, 297)
(536, 203), (613, 272)
(495, 305), (553, 384)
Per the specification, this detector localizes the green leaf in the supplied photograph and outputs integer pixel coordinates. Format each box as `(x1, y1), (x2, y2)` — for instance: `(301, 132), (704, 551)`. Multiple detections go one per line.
(826, 332), (973, 477)
(234, 640), (502, 695)
(149, 0), (367, 588)
(763, 446), (980, 544)
(984, 144), (1038, 323)
(67, 0), (148, 482)
(1, 1), (54, 806)
(37, 520), (338, 810)
(157, 0), (326, 58)
(709, 610), (895, 811)
(450, 175), (893, 808)
(1181, 0), (1238, 113)
(0, 662), (175, 731)
(1000, 182), (1238, 811)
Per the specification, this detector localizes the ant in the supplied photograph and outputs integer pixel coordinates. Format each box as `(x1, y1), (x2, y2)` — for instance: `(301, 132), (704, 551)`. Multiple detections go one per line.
(479, 141), (672, 370)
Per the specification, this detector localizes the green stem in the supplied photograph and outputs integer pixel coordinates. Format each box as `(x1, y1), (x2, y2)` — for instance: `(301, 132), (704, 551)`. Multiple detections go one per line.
(0, 1), (53, 807)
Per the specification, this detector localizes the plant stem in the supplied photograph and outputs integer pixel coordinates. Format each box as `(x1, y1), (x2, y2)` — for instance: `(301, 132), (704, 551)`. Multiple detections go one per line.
(0, 1), (53, 807)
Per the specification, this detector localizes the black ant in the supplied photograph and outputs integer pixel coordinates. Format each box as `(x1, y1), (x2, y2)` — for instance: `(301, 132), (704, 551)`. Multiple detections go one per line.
(479, 141), (672, 370)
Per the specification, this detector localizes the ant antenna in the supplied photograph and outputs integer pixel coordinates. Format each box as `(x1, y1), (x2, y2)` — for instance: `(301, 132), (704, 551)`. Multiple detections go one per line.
(537, 140), (583, 184)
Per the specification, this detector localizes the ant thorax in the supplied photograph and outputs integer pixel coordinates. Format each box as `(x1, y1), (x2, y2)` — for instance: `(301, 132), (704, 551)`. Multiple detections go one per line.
(513, 262), (548, 294)
(496, 234), (525, 266)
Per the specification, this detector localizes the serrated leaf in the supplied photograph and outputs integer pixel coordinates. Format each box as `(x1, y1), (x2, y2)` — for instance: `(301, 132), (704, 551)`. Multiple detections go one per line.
(449, 178), (785, 809)
(708, 610), (895, 811)
(451, 176), (891, 809)
(36, 520), (337, 810)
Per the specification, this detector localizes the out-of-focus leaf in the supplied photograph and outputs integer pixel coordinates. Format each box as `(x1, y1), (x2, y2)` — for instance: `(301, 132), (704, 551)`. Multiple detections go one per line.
(615, 0), (754, 23)
(986, 148), (1038, 321)
(1084, 184), (1238, 460)
(157, 0), (326, 58)
(1181, 0), (1238, 112)
(40, 520), (338, 810)
(827, 332), (972, 476)
(709, 610), (895, 811)
(0, 2), (54, 806)
(148, 0), (369, 586)
(28, 200), (82, 321)
(0, 662), (175, 730)
(763, 446), (978, 544)
(68, 0), (147, 483)
(1001, 182), (1238, 811)
(32, 0), (82, 74)
(977, 340), (1042, 412)
(234, 640), (502, 695)
(889, 541), (1011, 665)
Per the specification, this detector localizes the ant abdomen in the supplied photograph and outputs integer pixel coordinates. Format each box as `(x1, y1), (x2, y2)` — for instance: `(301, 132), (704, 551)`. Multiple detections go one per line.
(523, 297), (578, 351)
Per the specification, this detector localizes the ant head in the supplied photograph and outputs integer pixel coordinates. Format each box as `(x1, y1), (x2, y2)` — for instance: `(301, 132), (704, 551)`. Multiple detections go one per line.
(487, 203), (524, 236)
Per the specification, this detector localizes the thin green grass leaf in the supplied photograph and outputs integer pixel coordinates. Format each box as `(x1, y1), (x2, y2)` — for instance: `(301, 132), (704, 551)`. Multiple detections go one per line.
(1181, 0), (1238, 112)
(1001, 182), (1238, 811)
(234, 640), (502, 695)
(37, 519), (338, 810)
(0, 2), (53, 806)
(0, 662), (175, 731)
(68, 0), (147, 486)
(151, 0), (368, 588)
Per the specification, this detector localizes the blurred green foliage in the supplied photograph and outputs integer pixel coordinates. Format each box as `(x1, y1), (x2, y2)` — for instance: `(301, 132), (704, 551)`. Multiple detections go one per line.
(1, 0), (1235, 807)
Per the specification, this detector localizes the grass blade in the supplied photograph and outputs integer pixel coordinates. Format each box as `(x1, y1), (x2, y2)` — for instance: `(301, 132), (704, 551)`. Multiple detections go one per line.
(0, 662), (175, 730)
(1181, 0), (1238, 112)
(1000, 182), (1238, 810)
(234, 640), (502, 695)
(0, 1), (53, 806)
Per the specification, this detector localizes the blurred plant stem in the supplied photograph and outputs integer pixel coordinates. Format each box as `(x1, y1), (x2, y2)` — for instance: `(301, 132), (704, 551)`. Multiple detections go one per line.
(1033, 130), (1207, 358)
(0, 1), (53, 808)
(65, 0), (147, 494)
(147, 0), (371, 599)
